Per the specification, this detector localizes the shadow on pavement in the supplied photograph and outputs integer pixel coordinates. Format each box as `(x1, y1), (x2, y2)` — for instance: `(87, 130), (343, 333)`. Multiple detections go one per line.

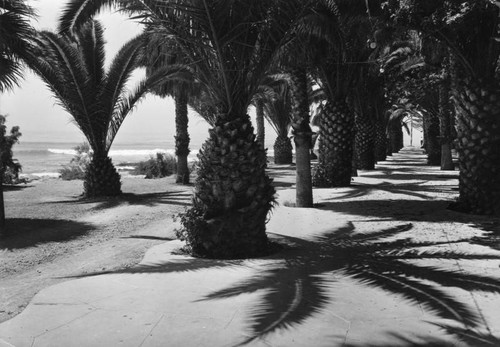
(67, 222), (500, 346)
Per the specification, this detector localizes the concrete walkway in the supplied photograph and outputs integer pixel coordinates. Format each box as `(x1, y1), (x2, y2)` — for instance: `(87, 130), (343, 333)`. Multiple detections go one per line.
(1, 148), (500, 346)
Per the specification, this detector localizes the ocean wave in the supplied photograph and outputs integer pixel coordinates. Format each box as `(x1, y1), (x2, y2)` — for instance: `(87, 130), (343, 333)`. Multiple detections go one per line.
(109, 148), (175, 157)
(20, 172), (61, 179)
(47, 148), (77, 155)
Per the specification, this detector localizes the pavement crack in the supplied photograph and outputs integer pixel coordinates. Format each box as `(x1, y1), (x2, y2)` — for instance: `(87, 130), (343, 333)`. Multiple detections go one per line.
(34, 310), (96, 339)
(138, 314), (165, 347)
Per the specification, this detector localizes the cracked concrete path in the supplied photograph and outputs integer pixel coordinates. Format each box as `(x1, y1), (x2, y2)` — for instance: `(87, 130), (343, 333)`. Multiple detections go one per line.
(1, 148), (500, 346)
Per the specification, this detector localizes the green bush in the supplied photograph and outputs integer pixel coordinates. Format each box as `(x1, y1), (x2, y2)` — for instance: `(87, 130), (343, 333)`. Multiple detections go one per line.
(0, 115), (23, 184)
(59, 143), (91, 180)
(132, 152), (177, 179)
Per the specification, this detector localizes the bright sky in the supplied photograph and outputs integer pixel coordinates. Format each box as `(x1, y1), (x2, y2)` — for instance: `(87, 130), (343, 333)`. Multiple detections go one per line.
(0, 0), (211, 146)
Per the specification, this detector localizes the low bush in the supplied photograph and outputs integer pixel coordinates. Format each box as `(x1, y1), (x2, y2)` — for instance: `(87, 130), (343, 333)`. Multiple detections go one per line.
(132, 152), (177, 179)
(0, 115), (24, 185)
(59, 143), (91, 180)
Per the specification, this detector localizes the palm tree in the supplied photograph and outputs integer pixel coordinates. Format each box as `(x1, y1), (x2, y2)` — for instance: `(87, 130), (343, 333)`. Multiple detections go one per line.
(28, 20), (179, 198)
(261, 79), (294, 165)
(0, 0), (35, 235)
(300, 0), (382, 187)
(60, 0), (310, 258)
(143, 33), (195, 184)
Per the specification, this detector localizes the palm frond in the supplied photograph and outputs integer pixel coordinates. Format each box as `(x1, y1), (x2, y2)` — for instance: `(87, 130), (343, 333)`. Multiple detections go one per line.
(58, 0), (120, 33)
(101, 33), (146, 127)
(0, 0), (36, 91)
(107, 64), (194, 150)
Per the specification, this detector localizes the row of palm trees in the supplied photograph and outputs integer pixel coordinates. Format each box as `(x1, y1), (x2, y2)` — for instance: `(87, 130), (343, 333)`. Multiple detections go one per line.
(1, 0), (499, 253)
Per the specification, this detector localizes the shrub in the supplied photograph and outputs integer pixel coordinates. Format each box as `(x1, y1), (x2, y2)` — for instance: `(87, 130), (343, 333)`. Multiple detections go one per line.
(132, 152), (177, 178)
(59, 143), (91, 180)
(0, 115), (23, 184)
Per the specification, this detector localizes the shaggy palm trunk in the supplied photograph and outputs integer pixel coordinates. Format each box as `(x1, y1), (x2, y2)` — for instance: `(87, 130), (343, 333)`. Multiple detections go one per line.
(83, 152), (121, 198)
(438, 78), (454, 170)
(289, 68), (313, 207)
(388, 121), (401, 154)
(452, 79), (500, 215)
(355, 109), (376, 170)
(177, 115), (275, 258)
(313, 99), (354, 187)
(256, 100), (265, 150)
(175, 90), (190, 184)
(423, 111), (441, 164)
(375, 121), (387, 162)
(273, 134), (293, 164)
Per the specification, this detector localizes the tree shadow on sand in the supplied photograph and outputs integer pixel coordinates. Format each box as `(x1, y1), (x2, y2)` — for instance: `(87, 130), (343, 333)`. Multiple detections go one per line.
(0, 218), (95, 250)
(67, 223), (500, 346)
(50, 191), (192, 209)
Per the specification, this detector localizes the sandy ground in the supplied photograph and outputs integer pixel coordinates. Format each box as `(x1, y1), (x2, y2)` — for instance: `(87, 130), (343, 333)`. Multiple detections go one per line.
(0, 174), (193, 323)
(1, 147), (500, 330)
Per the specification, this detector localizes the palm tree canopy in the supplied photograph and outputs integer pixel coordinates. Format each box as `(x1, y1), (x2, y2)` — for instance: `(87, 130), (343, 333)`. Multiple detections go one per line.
(0, 0), (36, 92)
(28, 19), (190, 154)
(59, 0), (310, 121)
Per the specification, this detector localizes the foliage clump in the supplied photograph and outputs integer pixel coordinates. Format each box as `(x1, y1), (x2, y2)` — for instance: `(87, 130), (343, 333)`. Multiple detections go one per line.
(132, 152), (177, 179)
(59, 143), (91, 180)
(0, 115), (23, 184)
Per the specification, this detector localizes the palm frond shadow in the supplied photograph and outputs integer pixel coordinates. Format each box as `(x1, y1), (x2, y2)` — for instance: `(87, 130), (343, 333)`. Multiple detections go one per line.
(199, 223), (500, 346)
(342, 323), (500, 347)
(328, 182), (439, 201)
(51, 191), (192, 209)
(470, 221), (500, 251)
(63, 256), (244, 279)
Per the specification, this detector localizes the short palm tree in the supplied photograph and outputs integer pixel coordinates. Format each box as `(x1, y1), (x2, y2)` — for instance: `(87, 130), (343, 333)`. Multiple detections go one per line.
(28, 20), (178, 197)
(261, 79), (294, 165)
(302, 0), (379, 187)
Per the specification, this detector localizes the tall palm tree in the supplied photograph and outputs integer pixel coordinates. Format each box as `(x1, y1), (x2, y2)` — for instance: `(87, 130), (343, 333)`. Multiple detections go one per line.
(28, 20), (179, 198)
(143, 33), (195, 184)
(60, 0), (309, 258)
(0, 0), (35, 235)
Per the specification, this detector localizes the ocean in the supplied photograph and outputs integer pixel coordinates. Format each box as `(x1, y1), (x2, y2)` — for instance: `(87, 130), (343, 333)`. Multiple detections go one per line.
(13, 137), (278, 179)
(13, 140), (201, 178)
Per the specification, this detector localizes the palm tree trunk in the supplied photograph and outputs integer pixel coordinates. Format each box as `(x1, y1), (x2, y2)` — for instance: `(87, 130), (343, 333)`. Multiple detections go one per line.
(256, 100), (265, 150)
(83, 152), (121, 198)
(289, 68), (313, 207)
(355, 108), (376, 170)
(375, 121), (387, 162)
(438, 77), (454, 170)
(423, 111), (441, 164)
(177, 115), (275, 258)
(273, 134), (293, 164)
(313, 99), (354, 187)
(175, 90), (190, 184)
(451, 79), (500, 215)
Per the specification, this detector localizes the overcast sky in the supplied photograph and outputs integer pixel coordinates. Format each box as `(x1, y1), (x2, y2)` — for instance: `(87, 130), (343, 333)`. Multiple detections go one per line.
(0, 0), (211, 146)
